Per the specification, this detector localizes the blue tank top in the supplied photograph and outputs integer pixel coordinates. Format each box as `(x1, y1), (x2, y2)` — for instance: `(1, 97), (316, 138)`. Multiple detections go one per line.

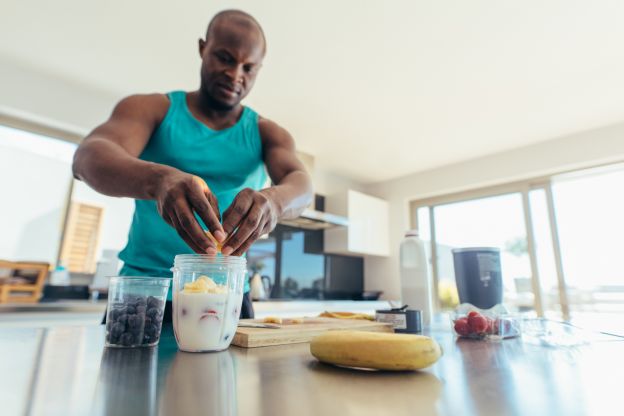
(118, 91), (267, 294)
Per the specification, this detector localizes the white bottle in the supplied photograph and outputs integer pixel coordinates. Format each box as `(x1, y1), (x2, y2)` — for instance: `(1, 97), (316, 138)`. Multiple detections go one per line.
(400, 230), (433, 326)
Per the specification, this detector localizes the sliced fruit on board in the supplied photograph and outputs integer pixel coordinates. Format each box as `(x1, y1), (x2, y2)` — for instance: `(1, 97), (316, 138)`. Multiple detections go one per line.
(318, 311), (375, 321)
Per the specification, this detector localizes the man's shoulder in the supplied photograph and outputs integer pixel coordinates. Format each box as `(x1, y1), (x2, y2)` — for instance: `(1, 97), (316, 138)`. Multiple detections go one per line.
(111, 93), (171, 125)
(117, 93), (170, 113)
(257, 116), (294, 147)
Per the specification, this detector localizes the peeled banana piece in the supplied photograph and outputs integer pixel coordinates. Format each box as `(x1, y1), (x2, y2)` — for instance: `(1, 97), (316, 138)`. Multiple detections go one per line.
(319, 311), (375, 321)
(310, 330), (442, 371)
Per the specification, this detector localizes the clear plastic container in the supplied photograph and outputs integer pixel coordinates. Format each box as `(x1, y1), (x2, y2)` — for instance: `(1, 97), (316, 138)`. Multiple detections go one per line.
(105, 276), (170, 348)
(451, 303), (521, 341)
(171, 254), (247, 352)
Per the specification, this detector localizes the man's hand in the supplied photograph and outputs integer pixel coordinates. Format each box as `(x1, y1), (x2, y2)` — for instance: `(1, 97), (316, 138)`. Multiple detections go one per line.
(220, 188), (279, 256)
(155, 171), (226, 254)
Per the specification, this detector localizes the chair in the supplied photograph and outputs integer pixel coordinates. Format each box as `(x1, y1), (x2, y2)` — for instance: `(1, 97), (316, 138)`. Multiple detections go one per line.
(0, 260), (50, 303)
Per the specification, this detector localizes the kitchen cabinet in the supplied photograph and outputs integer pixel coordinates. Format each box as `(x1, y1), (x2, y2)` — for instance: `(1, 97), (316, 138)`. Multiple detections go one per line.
(324, 190), (389, 256)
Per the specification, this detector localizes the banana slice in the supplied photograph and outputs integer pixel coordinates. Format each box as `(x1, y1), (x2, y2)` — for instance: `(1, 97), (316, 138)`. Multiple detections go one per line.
(319, 311), (375, 321)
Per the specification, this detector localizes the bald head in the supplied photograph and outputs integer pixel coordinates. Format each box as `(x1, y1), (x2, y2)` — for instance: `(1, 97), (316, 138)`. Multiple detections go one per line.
(206, 9), (266, 55)
(197, 9), (266, 111)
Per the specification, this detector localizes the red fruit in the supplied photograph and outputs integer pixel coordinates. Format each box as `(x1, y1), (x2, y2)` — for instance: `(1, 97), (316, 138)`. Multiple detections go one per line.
(467, 311), (480, 319)
(468, 314), (489, 334)
(454, 317), (471, 336)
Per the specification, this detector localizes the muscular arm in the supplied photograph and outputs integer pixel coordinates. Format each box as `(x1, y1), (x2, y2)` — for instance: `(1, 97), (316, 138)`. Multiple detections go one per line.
(73, 94), (225, 254)
(258, 118), (313, 219)
(73, 94), (171, 199)
(221, 118), (313, 256)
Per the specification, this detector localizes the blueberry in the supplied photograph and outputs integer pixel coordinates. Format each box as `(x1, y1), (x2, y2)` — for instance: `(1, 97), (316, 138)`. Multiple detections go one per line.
(135, 297), (147, 307)
(136, 305), (146, 315)
(147, 296), (163, 309)
(108, 333), (120, 344)
(117, 314), (128, 325)
(146, 323), (158, 335)
(147, 307), (160, 318)
(144, 317), (152, 326)
(111, 309), (121, 320)
(126, 305), (136, 315)
(129, 327), (141, 337)
(120, 332), (134, 346)
(128, 314), (143, 329)
(111, 322), (125, 337)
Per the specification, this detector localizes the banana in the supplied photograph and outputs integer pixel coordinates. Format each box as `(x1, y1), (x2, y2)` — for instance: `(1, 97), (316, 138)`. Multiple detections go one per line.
(318, 311), (375, 321)
(310, 330), (442, 371)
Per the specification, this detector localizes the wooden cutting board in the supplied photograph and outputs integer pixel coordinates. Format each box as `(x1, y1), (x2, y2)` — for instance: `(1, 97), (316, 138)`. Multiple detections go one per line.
(232, 317), (394, 348)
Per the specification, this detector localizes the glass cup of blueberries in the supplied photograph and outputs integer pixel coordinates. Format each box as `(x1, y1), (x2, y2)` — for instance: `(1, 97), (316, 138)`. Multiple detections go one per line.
(105, 276), (171, 348)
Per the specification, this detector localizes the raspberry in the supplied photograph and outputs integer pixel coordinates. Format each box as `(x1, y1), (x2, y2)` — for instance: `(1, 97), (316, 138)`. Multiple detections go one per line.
(468, 314), (489, 334)
(454, 317), (471, 336)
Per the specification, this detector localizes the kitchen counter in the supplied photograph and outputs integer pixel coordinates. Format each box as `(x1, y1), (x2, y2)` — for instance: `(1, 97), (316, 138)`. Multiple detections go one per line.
(1, 321), (622, 416)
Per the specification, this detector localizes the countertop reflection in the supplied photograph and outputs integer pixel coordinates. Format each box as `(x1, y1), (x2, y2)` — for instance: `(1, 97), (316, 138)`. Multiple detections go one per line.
(1, 323), (622, 416)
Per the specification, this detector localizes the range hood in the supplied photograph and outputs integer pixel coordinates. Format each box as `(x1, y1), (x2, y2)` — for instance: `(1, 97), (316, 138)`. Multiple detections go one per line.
(278, 207), (349, 230)
(276, 153), (349, 230)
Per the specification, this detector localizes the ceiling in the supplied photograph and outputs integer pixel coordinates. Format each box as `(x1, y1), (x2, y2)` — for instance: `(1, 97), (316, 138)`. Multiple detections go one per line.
(3, 0), (624, 183)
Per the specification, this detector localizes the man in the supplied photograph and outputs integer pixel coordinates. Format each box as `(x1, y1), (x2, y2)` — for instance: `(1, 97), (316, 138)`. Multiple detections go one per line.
(73, 10), (313, 320)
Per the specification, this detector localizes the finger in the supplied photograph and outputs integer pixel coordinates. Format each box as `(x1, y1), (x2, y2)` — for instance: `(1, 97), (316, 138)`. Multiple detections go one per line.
(187, 188), (224, 242)
(222, 191), (253, 237)
(168, 209), (206, 254)
(173, 197), (216, 254)
(231, 219), (266, 256)
(160, 210), (174, 227)
(207, 192), (222, 223)
(222, 204), (263, 256)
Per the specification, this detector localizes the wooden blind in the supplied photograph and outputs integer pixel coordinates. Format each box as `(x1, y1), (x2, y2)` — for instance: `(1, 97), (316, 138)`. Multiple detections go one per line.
(60, 202), (103, 273)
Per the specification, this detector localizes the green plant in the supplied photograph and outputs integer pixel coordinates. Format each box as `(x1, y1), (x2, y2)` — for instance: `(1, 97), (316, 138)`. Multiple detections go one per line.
(249, 260), (265, 275)
(504, 237), (528, 257)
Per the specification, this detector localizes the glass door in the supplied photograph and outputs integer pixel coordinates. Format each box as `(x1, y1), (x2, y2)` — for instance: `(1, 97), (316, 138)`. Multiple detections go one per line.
(431, 193), (535, 313)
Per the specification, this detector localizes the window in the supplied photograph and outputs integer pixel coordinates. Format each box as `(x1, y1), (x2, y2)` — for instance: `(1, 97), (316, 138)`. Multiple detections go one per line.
(70, 180), (134, 265)
(246, 225), (365, 300)
(552, 165), (624, 314)
(0, 125), (75, 264)
(0, 124), (134, 274)
(412, 162), (624, 321)
(59, 202), (103, 273)
(420, 193), (535, 312)
(246, 225), (326, 299)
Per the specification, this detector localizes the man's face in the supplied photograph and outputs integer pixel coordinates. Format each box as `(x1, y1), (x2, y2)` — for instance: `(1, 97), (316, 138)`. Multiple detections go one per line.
(198, 22), (264, 110)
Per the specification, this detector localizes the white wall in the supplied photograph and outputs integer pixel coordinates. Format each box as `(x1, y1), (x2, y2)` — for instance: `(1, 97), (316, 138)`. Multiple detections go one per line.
(364, 121), (624, 301)
(0, 57), (118, 133)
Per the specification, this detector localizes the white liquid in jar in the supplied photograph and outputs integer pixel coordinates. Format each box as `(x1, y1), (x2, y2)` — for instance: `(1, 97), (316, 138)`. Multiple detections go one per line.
(173, 290), (243, 352)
